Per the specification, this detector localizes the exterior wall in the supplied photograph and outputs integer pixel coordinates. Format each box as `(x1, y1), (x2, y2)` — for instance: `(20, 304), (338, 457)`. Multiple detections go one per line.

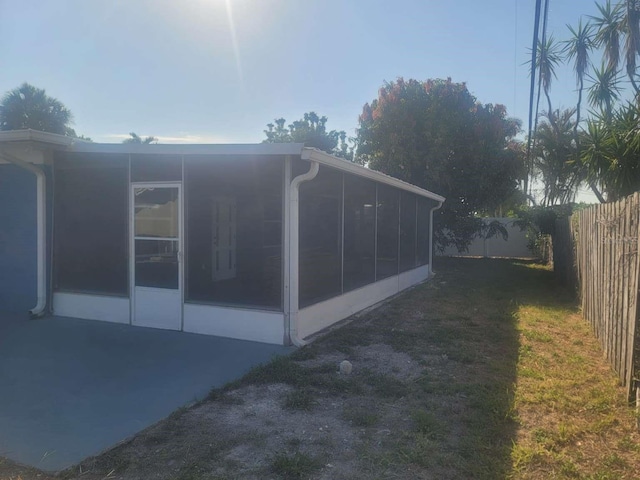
(51, 292), (285, 344)
(53, 292), (130, 324)
(0, 164), (37, 313)
(297, 264), (430, 339)
(183, 303), (285, 344)
(438, 218), (533, 258)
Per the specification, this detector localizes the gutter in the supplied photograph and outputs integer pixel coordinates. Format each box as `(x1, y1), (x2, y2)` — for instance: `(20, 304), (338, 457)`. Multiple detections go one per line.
(0, 150), (47, 317)
(429, 200), (444, 276)
(287, 160), (320, 346)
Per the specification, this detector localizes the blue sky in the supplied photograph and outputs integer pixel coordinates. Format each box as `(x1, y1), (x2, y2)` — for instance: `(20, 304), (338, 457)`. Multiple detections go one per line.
(1, 0), (604, 146)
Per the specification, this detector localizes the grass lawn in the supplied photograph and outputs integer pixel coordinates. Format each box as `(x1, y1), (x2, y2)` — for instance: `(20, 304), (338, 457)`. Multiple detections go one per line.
(2, 257), (639, 479)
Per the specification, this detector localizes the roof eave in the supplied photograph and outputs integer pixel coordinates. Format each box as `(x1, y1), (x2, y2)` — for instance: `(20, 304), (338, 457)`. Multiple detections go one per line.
(0, 129), (77, 147)
(68, 142), (305, 156)
(301, 147), (445, 203)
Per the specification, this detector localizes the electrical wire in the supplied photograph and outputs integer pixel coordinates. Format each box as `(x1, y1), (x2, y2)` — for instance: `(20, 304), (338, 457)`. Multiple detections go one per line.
(533, 0), (551, 139)
(526, 0), (543, 199)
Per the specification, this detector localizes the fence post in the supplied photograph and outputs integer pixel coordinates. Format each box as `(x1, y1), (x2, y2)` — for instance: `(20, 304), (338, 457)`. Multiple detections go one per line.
(628, 194), (640, 401)
(636, 383), (639, 431)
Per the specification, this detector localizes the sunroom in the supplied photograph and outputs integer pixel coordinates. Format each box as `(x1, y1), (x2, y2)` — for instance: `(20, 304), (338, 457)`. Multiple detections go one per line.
(0, 131), (444, 345)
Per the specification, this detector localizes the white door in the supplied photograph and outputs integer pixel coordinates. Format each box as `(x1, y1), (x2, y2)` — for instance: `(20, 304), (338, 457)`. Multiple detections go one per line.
(212, 196), (236, 281)
(132, 184), (182, 330)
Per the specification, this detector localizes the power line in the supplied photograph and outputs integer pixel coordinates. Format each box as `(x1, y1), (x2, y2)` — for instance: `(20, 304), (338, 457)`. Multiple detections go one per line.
(514, 0), (518, 115)
(525, 0), (543, 199)
(533, 0), (551, 137)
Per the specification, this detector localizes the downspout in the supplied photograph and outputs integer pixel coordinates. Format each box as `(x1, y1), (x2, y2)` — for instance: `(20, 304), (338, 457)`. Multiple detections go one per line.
(288, 160), (319, 346)
(428, 200), (444, 276)
(0, 150), (47, 317)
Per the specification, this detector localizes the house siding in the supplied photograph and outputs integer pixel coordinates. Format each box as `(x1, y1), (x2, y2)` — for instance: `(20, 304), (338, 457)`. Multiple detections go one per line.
(0, 164), (38, 313)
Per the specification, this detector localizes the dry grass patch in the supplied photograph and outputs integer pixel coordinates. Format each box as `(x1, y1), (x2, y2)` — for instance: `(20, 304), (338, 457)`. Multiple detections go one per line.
(1, 258), (638, 480)
(510, 274), (640, 480)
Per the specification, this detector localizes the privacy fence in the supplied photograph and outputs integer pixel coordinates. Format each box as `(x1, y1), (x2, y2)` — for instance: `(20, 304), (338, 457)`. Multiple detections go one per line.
(553, 193), (640, 401)
(438, 217), (535, 259)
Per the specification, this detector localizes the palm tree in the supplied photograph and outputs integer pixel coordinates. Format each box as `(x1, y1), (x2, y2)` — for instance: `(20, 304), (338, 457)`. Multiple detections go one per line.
(590, 0), (623, 72)
(587, 63), (622, 119)
(622, 0), (640, 94)
(563, 20), (594, 136)
(562, 20), (606, 203)
(0, 83), (73, 135)
(123, 132), (158, 144)
(535, 36), (563, 119)
(589, 1), (640, 96)
(581, 103), (640, 200)
(533, 109), (582, 206)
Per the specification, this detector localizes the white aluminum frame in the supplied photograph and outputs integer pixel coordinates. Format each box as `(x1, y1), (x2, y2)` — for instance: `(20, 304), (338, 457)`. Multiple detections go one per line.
(129, 181), (184, 330)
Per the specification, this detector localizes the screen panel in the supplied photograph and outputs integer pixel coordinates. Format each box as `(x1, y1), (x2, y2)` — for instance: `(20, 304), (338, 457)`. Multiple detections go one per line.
(185, 155), (284, 309)
(399, 191), (417, 272)
(417, 196), (433, 266)
(298, 166), (343, 308)
(53, 153), (129, 296)
(343, 174), (376, 292)
(376, 184), (399, 280)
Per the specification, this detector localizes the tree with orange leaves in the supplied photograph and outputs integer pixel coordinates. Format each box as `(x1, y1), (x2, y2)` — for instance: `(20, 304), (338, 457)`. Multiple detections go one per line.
(357, 78), (523, 252)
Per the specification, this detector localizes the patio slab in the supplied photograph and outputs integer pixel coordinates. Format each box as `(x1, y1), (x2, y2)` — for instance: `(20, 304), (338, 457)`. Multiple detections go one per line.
(0, 312), (289, 472)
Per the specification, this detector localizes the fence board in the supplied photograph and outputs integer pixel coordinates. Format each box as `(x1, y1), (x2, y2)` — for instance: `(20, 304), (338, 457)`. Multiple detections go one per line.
(553, 194), (640, 399)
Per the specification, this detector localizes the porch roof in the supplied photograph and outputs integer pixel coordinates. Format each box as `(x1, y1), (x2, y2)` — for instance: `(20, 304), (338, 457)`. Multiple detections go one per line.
(0, 129), (445, 203)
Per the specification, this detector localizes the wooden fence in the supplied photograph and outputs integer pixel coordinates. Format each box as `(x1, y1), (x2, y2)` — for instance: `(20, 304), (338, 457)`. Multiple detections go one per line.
(554, 193), (640, 400)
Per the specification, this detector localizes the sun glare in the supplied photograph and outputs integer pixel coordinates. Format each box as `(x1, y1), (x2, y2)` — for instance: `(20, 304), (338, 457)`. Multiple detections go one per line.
(190, 0), (244, 85)
(224, 0), (244, 85)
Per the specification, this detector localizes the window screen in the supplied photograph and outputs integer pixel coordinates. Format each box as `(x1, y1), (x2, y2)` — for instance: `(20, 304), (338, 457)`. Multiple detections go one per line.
(131, 154), (182, 182)
(343, 174), (376, 292)
(376, 184), (399, 280)
(53, 153), (129, 296)
(185, 155), (284, 309)
(298, 166), (343, 307)
(399, 191), (417, 272)
(417, 196), (433, 266)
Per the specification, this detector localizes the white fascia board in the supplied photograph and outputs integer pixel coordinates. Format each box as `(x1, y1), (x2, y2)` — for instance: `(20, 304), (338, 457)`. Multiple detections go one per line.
(0, 129), (76, 146)
(69, 142), (305, 156)
(302, 148), (446, 203)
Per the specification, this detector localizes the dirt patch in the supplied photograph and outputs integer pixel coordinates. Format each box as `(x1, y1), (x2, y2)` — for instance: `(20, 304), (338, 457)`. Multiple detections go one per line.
(84, 343), (427, 479)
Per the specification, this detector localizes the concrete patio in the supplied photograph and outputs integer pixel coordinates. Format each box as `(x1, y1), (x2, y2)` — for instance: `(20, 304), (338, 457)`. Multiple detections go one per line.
(0, 312), (290, 472)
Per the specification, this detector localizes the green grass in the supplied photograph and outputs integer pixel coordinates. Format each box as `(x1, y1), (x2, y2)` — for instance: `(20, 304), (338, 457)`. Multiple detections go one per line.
(411, 410), (445, 439)
(342, 407), (379, 427)
(283, 388), (314, 411)
(270, 452), (322, 479)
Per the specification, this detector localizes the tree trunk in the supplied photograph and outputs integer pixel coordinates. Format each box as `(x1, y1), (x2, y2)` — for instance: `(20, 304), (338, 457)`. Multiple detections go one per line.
(574, 78), (583, 140)
(573, 79), (605, 204)
(589, 181), (606, 203)
(629, 71), (640, 98)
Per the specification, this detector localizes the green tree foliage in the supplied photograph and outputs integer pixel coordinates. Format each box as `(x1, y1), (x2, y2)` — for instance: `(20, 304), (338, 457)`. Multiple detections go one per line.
(533, 109), (582, 206)
(563, 20), (595, 137)
(263, 112), (353, 160)
(357, 78), (523, 252)
(587, 63), (622, 120)
(535, 36), (563, 116)
(528, 1), (640, 204)
(581, 102), (640, 201)
(0, 83), (73, 135)
(123, 132), (158, 144)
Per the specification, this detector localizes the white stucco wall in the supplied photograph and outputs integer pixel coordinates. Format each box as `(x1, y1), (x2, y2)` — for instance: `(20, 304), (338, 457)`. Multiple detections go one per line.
(297, 264), (430, 340)
(438, 218), (533, 258)
(53, 292), (131, 324)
